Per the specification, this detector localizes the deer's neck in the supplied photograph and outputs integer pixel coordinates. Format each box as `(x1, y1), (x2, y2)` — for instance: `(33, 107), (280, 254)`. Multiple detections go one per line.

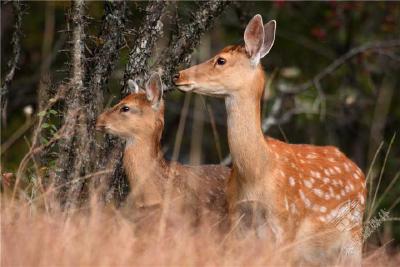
(123, 137), (168, 207)
(225, 78), (270, 184)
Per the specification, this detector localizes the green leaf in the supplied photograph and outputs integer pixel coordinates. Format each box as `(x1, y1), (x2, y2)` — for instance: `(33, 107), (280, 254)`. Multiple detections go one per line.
(42, 123), (50, 129)
(38, 111), (46, 117)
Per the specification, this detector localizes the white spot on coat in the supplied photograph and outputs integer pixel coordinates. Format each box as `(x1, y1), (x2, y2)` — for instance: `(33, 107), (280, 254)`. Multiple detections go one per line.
(359, 195), (365, 205)
(313, 188), (324, 198)
(334, 166), (342, 173)
(320, 206), (327, 213)
(303, 180), (312, 188)
(299, 190), (311, 208)
(289, 176), (296, 187)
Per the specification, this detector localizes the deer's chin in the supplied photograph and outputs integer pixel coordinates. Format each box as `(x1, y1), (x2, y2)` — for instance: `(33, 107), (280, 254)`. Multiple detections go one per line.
(177, 84), (227, 98)
(102, 126), (122, 138)
(191, 87), (228, 98)
(175, 84), (194, 92)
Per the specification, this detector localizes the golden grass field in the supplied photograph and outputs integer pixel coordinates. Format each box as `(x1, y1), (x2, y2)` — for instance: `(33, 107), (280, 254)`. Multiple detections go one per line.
(2, 188), (399, 267)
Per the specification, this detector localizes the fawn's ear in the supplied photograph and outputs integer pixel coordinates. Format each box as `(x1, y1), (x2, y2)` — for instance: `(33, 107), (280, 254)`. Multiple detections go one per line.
(146, 73), (163, 109)
(127, 79), (140, 94)
(260, 20), (276, 58)
(244, 14), (264, 65)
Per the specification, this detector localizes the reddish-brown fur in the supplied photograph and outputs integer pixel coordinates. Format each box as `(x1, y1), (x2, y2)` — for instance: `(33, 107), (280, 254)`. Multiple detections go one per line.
(96, 82), (230, 231)
(175, 15), (366, 266)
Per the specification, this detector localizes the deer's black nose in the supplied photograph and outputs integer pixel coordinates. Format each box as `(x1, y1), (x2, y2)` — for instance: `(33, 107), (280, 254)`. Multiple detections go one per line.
(172, 73), (180, 83)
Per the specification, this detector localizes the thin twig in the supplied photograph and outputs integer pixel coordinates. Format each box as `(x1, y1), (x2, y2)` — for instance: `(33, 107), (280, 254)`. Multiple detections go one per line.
(13, 108), (72, 201)
(205, 102), (223, 162)
(24, 169), (113, 206)
(280, 39), (400, 94)
(1, 117), (33, 154)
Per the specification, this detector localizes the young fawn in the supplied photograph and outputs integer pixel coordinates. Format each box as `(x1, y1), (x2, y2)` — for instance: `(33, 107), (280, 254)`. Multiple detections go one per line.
(96, 73), (230, 230)
(174, 15), (366, 266)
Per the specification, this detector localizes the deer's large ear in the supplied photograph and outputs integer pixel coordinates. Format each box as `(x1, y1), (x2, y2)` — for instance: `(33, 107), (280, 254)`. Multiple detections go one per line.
(244, 14), (264, 66)
(127, 79), (140, 94)
(260, 20), (276, 58)
(146, 73), (163, 109)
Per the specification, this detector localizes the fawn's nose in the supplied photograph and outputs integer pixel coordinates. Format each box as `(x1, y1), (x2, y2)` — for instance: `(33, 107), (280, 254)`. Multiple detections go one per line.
(172, 73), (180, 83)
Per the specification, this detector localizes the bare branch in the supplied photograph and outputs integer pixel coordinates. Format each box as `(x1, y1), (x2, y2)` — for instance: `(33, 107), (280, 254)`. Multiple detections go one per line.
(88, 0), (126, 97)
(1, 0), (24, 119)
(281, 39), (400, 95)
(122, 0), (167, 94)
(158, 0), (231, 89)
(13, 85), (68, 200)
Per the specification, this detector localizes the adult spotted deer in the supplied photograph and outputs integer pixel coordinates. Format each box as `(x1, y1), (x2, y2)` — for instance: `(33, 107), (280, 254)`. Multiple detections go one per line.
(174, 15), (366, 266)
(96, 73), (230, 231)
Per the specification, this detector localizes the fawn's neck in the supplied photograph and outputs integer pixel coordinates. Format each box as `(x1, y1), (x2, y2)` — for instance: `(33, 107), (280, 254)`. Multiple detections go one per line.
(225, 74), (271, 184)
(123, 136), (168, 206)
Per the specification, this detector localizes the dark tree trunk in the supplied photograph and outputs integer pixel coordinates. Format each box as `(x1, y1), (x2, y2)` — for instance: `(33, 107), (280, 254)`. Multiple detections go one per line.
(55, 0), (128, 207)
(53, 0), (230, 207)
(1, 0), (24, 125)
(86, 0), (127, 197)
(158, 1), (231, 89)
(55, 0), (88, 208)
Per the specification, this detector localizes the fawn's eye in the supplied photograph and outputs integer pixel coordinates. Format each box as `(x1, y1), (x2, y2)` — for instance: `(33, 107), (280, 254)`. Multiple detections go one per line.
(216, 57), (226, 66)
(120, 106), (130, 112)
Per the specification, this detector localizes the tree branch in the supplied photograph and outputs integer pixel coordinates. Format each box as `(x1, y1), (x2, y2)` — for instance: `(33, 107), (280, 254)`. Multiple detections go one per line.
(55, 0), (88, 207)
(280, 39), (400, 95)
(158, 0), (231, 89)
(1, 0), (24, 120)
(122, 0), (167, 94)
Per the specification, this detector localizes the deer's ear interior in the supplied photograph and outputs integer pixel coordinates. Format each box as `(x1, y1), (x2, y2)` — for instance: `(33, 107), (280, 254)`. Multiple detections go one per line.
(244, 14), (264, 65)
(127, 79), (140, 94)
(145, 73), (163, 109)
(260, 20), (276, 58)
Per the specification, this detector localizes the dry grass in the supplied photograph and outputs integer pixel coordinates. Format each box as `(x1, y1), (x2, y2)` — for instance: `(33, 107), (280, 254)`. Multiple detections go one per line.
(1, 133), (399, 266)
(1, 191), (399, 267)
(1, 193), (278, 267)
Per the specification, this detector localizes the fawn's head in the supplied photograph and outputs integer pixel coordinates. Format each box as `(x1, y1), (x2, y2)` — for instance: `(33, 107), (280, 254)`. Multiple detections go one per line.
(96, 73), (164, 141)
(174, 14), (276, 98)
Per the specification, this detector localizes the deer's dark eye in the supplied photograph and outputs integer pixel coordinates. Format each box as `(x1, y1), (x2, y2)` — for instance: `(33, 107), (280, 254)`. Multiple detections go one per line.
(120, 106), (130, 112)
(216, 57), (226, 65)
